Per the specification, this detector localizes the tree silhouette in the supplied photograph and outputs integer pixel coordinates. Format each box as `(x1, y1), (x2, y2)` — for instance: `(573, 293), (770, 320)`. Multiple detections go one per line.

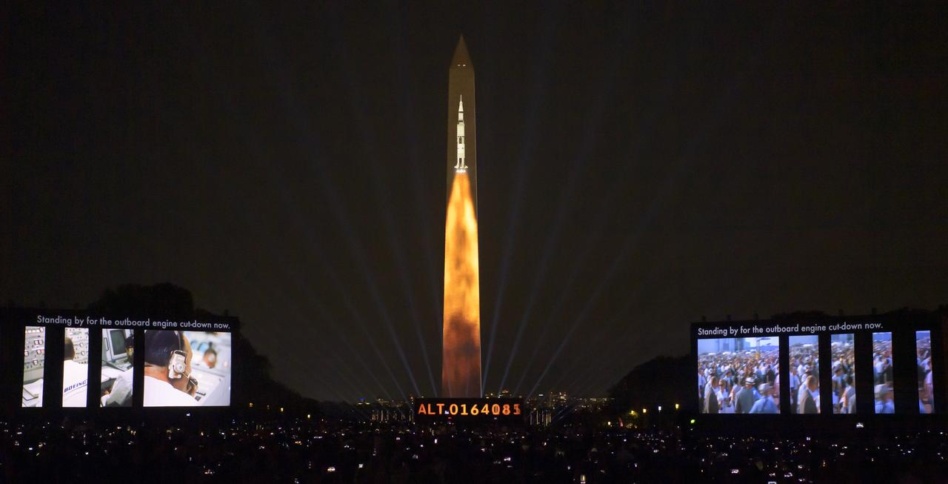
(609, 355), (693, 417)
(88, 282), (195, 318)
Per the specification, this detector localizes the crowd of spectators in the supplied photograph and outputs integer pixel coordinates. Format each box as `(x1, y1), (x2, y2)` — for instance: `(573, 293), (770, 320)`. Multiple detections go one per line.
(917, 333), (935, 415)
(698, 347), (779, 415)
(788, 341), (819, 414)
(873, 337), (895, 414)
(830, 337), (856, 415)
(1, 415), (947, 482)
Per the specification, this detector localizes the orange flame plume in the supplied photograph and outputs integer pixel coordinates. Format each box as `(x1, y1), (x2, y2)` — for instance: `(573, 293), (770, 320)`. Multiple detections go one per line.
(442, 173), (482, 397)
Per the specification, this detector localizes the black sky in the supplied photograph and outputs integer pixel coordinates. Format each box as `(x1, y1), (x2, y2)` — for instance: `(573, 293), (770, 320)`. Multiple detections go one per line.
(5, 2), (948, 401)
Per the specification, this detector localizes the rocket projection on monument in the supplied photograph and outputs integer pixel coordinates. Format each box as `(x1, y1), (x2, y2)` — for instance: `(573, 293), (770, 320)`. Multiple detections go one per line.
(454, 96), (468, 172)
(442, 36), (482, 398)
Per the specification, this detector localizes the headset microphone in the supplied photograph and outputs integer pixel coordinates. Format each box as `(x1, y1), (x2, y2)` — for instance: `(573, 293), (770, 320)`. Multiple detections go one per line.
(167, 331), (187, 379)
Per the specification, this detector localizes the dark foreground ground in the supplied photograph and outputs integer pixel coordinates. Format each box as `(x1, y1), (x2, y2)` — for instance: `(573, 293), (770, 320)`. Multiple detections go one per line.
(1, 414), (947, 483)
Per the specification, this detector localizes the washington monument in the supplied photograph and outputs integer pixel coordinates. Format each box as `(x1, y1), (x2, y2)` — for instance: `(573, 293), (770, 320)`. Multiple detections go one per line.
(442, 36), (481, 397)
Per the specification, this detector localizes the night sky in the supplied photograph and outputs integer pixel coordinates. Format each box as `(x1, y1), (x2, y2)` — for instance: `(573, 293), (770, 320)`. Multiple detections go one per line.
(6, 2), (947, 401)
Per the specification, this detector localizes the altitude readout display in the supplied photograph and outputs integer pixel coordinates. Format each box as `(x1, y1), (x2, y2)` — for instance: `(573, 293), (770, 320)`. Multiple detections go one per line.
(415, 398), (524, 422)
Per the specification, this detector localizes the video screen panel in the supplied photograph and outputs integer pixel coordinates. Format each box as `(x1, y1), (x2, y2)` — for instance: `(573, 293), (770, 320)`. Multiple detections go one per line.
(789, 335), (820, 414)
(22, 326), (46, 408)
(916, 330), (934, 414)
(831, 333), (856, 414)
(186, 331), (232, 406)
(694, 318), (937, 418)
(63, 327), (90, 407)
(873, 332), (894, 414)
(143, 330), (231, 407)
(101, 329), (134, 407)
(697, 337), (779, 414)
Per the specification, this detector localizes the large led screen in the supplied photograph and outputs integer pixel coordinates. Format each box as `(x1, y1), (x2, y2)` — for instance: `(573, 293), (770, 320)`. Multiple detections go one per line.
(697, 337), (779, 414)
(789, 335), (820, 414)
(63, 327), (90, 407)
(22, 326), (46, 408)
(916, 330), (934, 414)
(143, 330), (231, 407)
(831, 333), (856, 414)
(693, 318), (937, 418)
(101, 329), (134, 407)
(873, 332), (894, 414)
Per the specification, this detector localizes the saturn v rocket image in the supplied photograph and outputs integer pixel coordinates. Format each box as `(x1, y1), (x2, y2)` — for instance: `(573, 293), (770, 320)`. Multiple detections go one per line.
(454, 96), (468, 172)
(442, 36), (482, 398)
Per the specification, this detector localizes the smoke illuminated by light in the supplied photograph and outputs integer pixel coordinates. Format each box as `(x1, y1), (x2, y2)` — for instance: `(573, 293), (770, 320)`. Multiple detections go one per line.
(442, 172), (482, 397)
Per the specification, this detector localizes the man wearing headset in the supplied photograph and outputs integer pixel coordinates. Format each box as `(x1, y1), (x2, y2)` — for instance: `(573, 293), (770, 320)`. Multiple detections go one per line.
(143, 330), (199, 406)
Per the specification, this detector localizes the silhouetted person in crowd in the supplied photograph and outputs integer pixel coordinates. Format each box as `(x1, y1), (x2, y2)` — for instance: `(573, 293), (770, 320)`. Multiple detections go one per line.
(919, 384), (934, 414)
(875, 384), (894, 414)
(703, 376), (719, 414)
(749, 384), (778, 414)
(839, 374), (856, 414)
(734, 377), (757, 414)
(798, 375), (819, 414)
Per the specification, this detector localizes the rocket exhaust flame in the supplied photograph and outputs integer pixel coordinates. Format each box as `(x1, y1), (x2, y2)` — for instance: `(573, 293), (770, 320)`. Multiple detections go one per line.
(442, 172), (482, 397)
